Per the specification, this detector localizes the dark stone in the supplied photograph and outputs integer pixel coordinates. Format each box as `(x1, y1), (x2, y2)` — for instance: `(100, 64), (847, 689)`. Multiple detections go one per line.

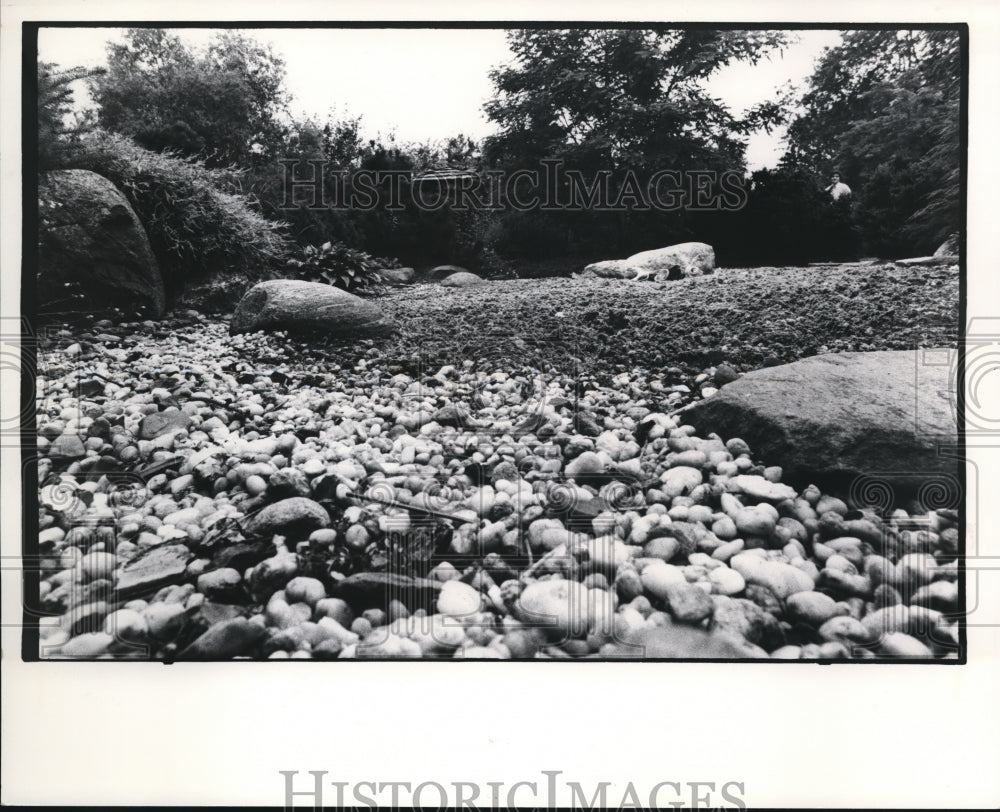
(266, 468), (311, 500)
(139, 408), (192, 440)
(713, 597), (786, 651)
(663, 583), (715, 624)
(242, 497), (330, 540)
(744, 583), (783, 616)
(573, 412), (603, 437)
(563, 497), (614, 532)
(115, 542), (193, 599)
(664, 521), (703, 556)
(432, 403), (471, 427)
(330, 572), (443, 613)
(177, 617), (267, 660)
(489, 461), (519, 485)
(713, 364), (741, 386)
(66, 601), (109, 636)
(38, 169), (165, 317)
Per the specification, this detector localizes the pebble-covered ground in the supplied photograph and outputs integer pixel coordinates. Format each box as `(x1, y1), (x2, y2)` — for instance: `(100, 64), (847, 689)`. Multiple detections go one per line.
(33, 264), (962, 660)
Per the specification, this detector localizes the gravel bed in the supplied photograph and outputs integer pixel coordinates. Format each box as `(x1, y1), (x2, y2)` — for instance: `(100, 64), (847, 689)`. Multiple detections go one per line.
(32, 264), (962, 659)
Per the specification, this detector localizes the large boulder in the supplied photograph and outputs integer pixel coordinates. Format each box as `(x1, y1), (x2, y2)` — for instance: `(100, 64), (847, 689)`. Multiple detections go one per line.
(578, 242), (715, 281)
(626, 241), (715, 280)
(680, 350), (958, 503)
(439, 271), (485, 288)
(38, 169), (165, 317)
(229, 280), (393, 337)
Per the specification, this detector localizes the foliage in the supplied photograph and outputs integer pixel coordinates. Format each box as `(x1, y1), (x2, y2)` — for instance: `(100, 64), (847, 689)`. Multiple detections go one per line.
(245, 122), (499, 270)
(52, 129), (291, 290)
(785, 30), (961, 255)
(88, 28), (290, 167)
(484, 29), (787, 171)
(284, 240), (400, 294)
(37, 61), (104, 169)
(480, 29), (789, 262)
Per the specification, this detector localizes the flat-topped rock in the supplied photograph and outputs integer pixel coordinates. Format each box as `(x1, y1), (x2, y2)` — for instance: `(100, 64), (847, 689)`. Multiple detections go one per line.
(681, 349), (958, 503)
(229, 280), (392, 337)
(115, 542), (193, 599)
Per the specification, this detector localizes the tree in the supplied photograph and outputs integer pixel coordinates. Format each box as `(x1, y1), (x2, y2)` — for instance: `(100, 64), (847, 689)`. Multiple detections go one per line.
(88, 28), (290, 167)
(37, 61), (104, 168)
(785, 30), (961, 255)
(481, 29), (789, 259)
(484, 29), (788, 173)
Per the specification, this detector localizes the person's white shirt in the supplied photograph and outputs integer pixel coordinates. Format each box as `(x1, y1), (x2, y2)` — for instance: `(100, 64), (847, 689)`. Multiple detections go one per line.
(827, 180), (852, 200)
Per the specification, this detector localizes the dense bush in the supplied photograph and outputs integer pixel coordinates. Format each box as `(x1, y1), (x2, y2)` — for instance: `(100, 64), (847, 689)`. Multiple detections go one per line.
(700, 166), (861, 265)
(51, 129), (291, 292)
(284, 240), (399, 294)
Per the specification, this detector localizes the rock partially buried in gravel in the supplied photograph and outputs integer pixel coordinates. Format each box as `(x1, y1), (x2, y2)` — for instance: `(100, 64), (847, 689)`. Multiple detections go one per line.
(139, 408), (192, 440)
(439, 271), (486, 288)
(243, 497), (330, 539)
(331, 572), (443, 612)
(229, 280), (392, 337)
(681, 350), (958, 500)
(178, 617), (266, 660)
(116, 543), (193, 599)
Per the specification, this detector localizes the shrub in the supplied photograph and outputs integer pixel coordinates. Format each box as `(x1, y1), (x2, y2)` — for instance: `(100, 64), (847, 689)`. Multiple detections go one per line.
(50, 129), (291, 292)
(285, 240), (400, 294)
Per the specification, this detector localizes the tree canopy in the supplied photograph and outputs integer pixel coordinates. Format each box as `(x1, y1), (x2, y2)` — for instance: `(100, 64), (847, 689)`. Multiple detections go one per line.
(784, 30), (961, 255)
(88, 28), (290, 167)
(484, 29), (789, 174)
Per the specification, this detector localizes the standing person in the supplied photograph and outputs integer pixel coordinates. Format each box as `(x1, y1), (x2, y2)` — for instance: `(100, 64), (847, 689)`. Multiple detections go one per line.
(822, 171), (857, 261)
(825, 171), (852, 201)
